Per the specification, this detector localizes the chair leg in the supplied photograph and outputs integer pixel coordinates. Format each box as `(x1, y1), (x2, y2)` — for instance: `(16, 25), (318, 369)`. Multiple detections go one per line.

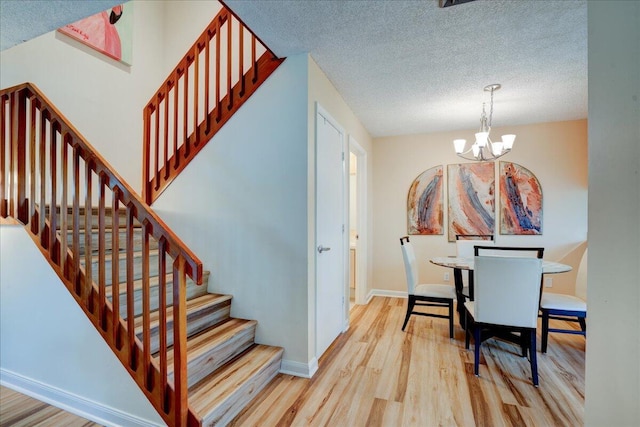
(465, 312), (471, 349)
(520, 332), (528, 357)
(402, 296), (415, 331)
(473, 326), (481, 377)
(448, 301), (454, 339)
(578, 317), (587, 333)
(529, 329), (539, 387)
(541, 310), (549, 353)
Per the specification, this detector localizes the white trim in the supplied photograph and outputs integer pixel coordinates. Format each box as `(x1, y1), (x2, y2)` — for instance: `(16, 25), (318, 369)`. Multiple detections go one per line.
(366, 289), (408, 303)
(0, 369), (164, 427)
(279, 357), (318, 379)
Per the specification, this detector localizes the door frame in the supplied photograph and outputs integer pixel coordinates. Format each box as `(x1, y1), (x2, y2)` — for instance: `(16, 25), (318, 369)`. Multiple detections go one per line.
(314, 103), (349, 359)
(348, 135), (368, 309)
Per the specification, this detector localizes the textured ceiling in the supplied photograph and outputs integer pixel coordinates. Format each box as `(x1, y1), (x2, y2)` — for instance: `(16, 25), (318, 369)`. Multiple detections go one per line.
(1, 0), (587, 138)
(224, 0), (588, 137)
(0, 0), (122, 51)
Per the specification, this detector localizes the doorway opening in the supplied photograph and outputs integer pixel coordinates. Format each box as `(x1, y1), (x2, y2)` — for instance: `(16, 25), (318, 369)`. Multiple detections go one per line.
(349, 136), (367, 309)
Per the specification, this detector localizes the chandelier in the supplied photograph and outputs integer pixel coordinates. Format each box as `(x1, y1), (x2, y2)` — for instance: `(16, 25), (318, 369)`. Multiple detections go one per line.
(453, 84), (515, 161)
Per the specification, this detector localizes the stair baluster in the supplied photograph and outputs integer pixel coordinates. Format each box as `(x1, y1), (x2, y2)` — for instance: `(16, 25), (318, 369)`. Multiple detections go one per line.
(142, 7), (284, 204)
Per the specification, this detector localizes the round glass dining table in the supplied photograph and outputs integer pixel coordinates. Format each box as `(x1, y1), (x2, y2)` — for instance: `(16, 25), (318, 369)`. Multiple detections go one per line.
(430, 257), (572, 274)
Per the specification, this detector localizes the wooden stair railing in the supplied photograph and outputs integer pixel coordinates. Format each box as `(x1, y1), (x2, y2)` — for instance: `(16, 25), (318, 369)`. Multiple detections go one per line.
(143, 4), (284, 205)
(0, 83), (203, 427)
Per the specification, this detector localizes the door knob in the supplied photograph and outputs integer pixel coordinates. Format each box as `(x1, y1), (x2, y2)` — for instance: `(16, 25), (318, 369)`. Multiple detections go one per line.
(317, 245), (331, 253)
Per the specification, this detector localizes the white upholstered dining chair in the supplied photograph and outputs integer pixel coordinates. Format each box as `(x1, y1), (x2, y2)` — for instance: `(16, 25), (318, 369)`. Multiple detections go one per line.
(539, 248), (587, 353)
(400, 236), (456, 337)
(464, 255), (543, 386)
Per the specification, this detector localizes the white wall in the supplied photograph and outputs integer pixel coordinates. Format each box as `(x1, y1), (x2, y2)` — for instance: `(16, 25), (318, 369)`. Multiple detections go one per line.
(586, 2), (640, 425)
(0, 0), (167, 190)
(373, 120), (588, 296)
(161, 1), (223, 71)
(152, 54), (310, 370)
(0, 226), (165, 427)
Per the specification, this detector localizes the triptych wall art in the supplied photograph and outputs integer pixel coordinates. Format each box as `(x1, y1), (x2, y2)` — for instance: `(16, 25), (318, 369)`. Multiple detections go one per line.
(407, 161), (542, 240)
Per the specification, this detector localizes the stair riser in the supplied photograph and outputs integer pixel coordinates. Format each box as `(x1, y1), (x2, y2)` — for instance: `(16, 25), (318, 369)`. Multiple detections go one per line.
(171, 323), (257, 389)
(141, 299), (231, 354)
(45, 207), (129, 230)
(68, 230), (158, 256)
(87, 252), (161, 286)
(115, 278), (207, 319)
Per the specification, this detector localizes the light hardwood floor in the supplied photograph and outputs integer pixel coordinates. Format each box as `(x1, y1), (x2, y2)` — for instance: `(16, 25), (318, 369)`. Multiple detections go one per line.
(0, 296), (584, 427)
(231, 296), (585, 426)
(0, 386), (102, 427)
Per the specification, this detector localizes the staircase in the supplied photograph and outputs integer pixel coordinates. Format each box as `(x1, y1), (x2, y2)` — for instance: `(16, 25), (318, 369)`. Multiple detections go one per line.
(1, 3), (286, 425)
(67, 206), (283, 425)
(0, 81), (283, 426)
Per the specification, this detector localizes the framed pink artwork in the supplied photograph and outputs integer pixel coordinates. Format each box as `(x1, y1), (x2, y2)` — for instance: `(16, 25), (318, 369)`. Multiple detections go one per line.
(58, 4), (133, 65)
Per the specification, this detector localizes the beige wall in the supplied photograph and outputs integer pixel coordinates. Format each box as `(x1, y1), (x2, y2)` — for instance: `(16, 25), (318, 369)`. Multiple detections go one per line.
(372, 120), (587, 296)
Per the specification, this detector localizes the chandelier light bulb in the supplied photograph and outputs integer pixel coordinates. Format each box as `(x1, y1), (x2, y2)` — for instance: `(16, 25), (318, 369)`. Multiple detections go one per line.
(472, 144), (480, 158)
(492, 142), (504, 156)
(453, 139), (467, 153)
(475, 132), (489, 147)
(502, 134), (516, 150)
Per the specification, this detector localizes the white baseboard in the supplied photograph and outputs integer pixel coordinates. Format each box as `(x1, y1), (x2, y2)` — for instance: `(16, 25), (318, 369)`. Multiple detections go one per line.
(279, 357), (318, 379)
(0, 369), (164, 427)
(366, 289), (407, 303)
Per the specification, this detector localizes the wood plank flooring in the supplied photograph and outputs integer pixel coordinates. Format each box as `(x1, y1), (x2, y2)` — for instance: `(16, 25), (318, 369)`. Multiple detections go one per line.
(0, 386), (102, 427)
(0, 296), (584, 426)
(231, 296), (585, 427)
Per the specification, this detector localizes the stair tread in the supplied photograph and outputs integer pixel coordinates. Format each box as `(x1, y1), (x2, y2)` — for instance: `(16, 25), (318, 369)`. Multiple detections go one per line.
(133, 293), (231, 333)
(159, 318), (258, 370)
(188, 344), (284, 417)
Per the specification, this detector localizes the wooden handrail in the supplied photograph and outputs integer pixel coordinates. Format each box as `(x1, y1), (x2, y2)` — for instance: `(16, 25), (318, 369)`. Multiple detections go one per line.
(142, 6), (284, 205)
(0, 82), (202, 427)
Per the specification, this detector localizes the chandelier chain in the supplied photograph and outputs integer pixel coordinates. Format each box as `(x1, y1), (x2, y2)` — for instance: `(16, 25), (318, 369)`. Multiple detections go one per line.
(488, 86), (494, 128)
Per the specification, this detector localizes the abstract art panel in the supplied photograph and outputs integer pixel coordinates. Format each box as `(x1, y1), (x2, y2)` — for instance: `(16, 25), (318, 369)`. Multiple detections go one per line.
(500, 161), (543, 235)
(447, 163), (495, 241)
(407, 166), (444, 235)
(58, 3), (133, 65)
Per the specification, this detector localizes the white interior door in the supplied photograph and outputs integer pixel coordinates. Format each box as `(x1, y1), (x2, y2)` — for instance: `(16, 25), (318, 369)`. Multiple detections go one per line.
(316, 105), (346, 358)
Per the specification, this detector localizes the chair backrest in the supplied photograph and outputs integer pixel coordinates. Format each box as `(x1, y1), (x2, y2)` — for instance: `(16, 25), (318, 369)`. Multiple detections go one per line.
(400, 236), (418, 294)
(456, 234), (494, 240)
(575, 248), (588, 300)
(456, 239), (495, 258)
(474, 245), (544, 259)
(473, 255), (543, 328)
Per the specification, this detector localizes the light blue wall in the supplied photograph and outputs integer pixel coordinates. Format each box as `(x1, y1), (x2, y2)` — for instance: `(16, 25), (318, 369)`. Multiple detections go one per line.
(585, 1), (640, 425)
(152, 53), (310, 366)
(0, 226), (165, 426)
